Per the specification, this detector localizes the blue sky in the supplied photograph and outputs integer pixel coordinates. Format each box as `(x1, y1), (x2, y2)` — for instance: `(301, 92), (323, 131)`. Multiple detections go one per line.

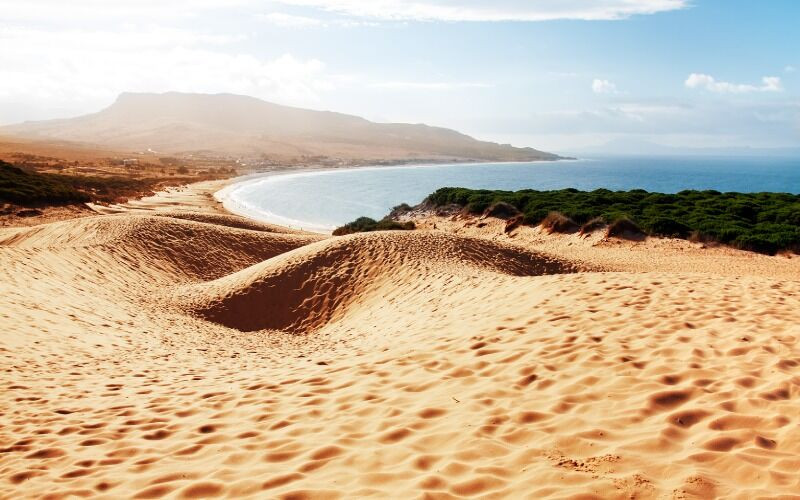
(1, 0), (798, 152)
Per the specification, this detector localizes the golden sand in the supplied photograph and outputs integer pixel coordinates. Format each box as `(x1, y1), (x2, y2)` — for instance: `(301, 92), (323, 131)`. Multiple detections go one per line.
(2, 185), (800, 499)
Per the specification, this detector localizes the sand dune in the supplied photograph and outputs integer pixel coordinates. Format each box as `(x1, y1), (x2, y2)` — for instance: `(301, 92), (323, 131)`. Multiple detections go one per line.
(180, 231), (586, 334)
(2, 210), (800, 499)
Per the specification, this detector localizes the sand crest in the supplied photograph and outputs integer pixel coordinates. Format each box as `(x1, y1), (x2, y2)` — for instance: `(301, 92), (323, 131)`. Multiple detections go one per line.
(2, 209), (800, 499)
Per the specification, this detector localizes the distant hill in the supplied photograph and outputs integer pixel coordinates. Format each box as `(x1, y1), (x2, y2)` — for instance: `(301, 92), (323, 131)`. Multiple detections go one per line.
(2, 92), (561, 163)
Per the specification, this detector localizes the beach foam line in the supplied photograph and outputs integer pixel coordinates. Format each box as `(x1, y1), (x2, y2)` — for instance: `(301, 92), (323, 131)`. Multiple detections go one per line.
(214, 161), (561, 233)
(215, 171), (337, 233)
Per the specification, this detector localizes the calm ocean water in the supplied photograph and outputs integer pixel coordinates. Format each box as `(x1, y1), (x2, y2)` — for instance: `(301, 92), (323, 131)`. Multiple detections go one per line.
(221, 156), (800, 232)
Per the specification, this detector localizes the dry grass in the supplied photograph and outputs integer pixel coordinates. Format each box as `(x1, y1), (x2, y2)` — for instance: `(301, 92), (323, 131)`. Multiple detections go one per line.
(579, 216), (607, 236)
(607, 217), (645, 240)
(504, 214), (524, 233)
(482, 201), (521, 220)
(540, 211), (579, 234)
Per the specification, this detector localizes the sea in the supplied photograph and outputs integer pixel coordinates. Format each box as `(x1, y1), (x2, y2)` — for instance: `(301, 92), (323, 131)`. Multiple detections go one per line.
(218, 155), (800, 233)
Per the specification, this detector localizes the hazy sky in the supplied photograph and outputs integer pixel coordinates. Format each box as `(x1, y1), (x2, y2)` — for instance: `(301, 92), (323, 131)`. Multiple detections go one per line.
(1, 0), (798, 152)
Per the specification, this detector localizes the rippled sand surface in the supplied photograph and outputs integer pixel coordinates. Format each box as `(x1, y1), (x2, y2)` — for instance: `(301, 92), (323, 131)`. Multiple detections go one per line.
(2, 210), (800, 499)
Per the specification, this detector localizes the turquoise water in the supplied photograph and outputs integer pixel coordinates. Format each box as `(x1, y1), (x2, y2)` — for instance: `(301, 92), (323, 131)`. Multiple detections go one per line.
(222, 156), (800, 232)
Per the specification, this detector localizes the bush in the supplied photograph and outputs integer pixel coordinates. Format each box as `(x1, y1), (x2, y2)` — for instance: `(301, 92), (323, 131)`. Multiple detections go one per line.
(424, 186), (800, 254)
(333, 217), (415, 236)
(0, 161), (90, 205)
(607, 217), (645, 239)
(579, 217), (606, 235)
(540, 211), (578, 234)
(733, 234), (779, 255)
(0, 160), (171, 205)
(482, 201), (520, 220)
(649, 217), (692, 238)
(504, 214), (524, 233)
(388, 203), (413, 218)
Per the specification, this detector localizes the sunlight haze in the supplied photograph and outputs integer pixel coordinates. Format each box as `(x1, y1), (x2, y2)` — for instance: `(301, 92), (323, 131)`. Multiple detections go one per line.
(1, 0), (797, 153)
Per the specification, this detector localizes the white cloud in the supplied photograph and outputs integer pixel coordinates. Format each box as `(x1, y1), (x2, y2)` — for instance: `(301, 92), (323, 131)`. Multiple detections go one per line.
(612, 103), (689, 121)
(259, 12), (326, 27)
(258, 11), (379, 28)
(760, 76), (783, 92)
(273, 0), (689, 22)
(591, 78), (617, 94)
(0, 0), (255, 22)
(0, 25), (241, 51)
(0, 0), (689, 23)
(786, 65), (797, 73)
(369, 81), (491, 90)
(502, 99), (800, 147)
(0, 26), (337, 123)
(685, 73), (783, 93)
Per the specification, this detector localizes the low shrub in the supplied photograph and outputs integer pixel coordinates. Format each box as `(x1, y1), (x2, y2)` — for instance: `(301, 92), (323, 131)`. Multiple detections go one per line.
(424, 186), (800, 254)
(333, 216), (415, 236)
(504, 214), (524, 233)
(648, 217), (692, 238)
(0, 160), (178, 206)
(388, 203), (413, 218)
(733, 234), (779, 255)
(606, 217), (645, 240)
(579, 217), (607, 235)
(540, 211), (578, 234)
(0, 161), (90, 205)
(482, 201), (520, 220)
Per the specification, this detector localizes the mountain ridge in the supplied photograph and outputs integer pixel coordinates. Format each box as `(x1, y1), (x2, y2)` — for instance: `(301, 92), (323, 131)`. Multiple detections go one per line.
(2, 92), (562, 163)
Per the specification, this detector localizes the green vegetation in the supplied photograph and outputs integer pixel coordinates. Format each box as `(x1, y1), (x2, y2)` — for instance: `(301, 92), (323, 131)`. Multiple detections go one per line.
(427, 187), (800, 255)
(0, 160), (172, 206)
(333, 216), (415, 236)
(1, 161), (90, 205)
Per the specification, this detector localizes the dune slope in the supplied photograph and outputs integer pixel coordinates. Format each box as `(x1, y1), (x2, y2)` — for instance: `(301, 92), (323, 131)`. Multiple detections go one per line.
(1, 213), (800, 499)
(181, 232), (586, 333)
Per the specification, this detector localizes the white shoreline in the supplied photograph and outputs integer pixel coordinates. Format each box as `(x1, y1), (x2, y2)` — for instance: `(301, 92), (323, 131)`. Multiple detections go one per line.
(214, 167), (342, 234)
(215, 159), (579, 234)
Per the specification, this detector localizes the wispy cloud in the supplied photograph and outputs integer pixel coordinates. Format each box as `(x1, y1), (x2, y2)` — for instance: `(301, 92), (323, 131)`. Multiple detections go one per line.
(258, 11), (378, 28)
(591, 79), (617, 94)
(259, 12), (326, 27)
(0, 26), (337, 122)
(685, 73), (783, 93)
(0, 0), (252, 21)
(273, 0), (689, 22)
(502, 99), (799, 145)
(368, 81), (491, 90)
(786, 65), (797, 73)
(612, 103), (690, 121)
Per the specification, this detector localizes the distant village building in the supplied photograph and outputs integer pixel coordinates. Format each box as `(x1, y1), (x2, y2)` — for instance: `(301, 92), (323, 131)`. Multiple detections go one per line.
(122, 159), (139, 167)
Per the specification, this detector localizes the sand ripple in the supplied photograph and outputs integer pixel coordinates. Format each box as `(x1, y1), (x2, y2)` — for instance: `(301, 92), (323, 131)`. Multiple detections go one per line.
(1, 213), (800, 498)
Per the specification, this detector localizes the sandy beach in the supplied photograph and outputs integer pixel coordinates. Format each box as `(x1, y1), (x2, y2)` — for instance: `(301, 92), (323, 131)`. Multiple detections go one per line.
(2, 178), (800, 499)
